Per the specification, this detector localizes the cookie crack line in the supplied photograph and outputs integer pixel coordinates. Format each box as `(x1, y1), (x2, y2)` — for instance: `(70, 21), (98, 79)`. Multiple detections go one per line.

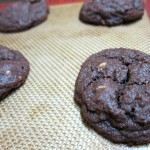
(75, 48), (150, 145)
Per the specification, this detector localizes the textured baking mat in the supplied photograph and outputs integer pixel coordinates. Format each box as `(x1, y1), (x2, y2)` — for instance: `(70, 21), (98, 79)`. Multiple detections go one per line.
(0, 3), (150, 150)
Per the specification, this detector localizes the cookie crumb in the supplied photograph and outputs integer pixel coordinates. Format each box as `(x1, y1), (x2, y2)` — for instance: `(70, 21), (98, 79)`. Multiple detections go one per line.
(18, 76), (22, 80)
(97, 85), (106, 90)
(99, 62), (107, 67)
(6, 70), (11, 75)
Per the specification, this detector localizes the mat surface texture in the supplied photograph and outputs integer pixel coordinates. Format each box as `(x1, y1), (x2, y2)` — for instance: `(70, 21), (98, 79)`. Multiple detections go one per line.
(0, 3), (150, 150)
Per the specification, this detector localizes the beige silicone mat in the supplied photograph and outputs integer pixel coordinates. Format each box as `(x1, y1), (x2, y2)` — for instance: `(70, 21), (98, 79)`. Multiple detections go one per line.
(0, 3), (150, 150)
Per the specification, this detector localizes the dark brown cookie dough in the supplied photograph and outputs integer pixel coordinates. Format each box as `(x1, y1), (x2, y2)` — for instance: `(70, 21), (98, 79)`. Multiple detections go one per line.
(0, 45), (29, 101)
(0, 0), (49, 32)
(79, 0), (144, 26)
(75, 48), (150, 145)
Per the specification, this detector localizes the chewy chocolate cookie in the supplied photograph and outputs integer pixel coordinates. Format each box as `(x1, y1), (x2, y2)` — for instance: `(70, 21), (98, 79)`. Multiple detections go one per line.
(75, 48), (150, 145)
(79, 0), (144, 26)
(0, 0), (49, 32)
(0, 45), (29, 101)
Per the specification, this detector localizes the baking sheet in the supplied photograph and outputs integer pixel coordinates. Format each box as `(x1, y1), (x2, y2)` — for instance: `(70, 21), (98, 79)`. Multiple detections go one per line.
(0, 3), (150, 150)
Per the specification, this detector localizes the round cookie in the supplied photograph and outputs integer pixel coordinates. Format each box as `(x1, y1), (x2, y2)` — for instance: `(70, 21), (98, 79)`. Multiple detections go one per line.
(75, 48), (150, 145)
(79, 0), (144, 26)
(0, 45), (29, 101)
(0, 0), (49, 32)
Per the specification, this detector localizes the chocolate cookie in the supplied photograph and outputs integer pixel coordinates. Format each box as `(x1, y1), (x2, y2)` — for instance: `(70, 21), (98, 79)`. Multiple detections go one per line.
(75, 48), (150, 145)
(0, 45), (29, 101)
(79, 0), (144, 26)
(0, 0), (49, 32)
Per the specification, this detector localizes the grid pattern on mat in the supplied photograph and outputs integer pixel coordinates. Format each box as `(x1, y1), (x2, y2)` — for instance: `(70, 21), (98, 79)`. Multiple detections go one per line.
(0, 3), (150, 150)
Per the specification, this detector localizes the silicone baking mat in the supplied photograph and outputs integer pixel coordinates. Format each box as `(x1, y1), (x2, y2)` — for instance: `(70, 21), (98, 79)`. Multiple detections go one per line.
(0, 2), (150, 150)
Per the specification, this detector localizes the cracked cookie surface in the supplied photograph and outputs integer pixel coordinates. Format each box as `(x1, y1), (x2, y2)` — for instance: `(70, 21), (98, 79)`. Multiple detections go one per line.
(79, 0), (144, 26)
(0, 0), (49, 32)
(75, 48), (150, 145)
(0, 45), (29, 101)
